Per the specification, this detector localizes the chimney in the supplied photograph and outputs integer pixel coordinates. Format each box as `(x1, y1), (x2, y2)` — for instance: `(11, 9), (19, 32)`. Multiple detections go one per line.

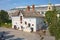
(32, 5), (35, 11)
(26, 6), (30, 12)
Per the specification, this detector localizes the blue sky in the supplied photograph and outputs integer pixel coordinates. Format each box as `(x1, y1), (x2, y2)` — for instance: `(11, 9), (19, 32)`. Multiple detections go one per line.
(0, 0), (60, 10)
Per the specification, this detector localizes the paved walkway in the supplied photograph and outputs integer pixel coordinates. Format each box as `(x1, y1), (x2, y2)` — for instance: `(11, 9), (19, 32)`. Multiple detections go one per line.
(43, 30), (55, 40)
(0, 27), (55, 40)
(0, 27), (40, 40)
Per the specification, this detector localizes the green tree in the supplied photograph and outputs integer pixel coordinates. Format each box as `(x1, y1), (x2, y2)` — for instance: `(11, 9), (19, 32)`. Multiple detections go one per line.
(45, 10), (57, 34)
(0, 11), (2, 26)
(45, 8), (60, 40)
(0, 10), (9, 25)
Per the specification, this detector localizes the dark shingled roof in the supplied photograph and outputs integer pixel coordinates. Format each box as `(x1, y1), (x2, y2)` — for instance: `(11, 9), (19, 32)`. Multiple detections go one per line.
(12, 10), (44, 18)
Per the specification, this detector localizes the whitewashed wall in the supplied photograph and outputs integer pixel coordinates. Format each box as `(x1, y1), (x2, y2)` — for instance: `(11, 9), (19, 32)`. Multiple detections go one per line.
(12, 16), (21, 30)
(23, 17), (36, 32)
(12, 16), (44, 32)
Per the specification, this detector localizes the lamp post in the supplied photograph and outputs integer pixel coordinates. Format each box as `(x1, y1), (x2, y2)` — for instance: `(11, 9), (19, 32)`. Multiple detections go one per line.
(57, 14), (59, 22)
(57, 14), (59, 18)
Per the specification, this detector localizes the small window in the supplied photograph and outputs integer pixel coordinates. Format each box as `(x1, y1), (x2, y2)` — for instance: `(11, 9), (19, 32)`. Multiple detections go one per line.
(25, 21), (27, 24)
(32, 24), (34, 26)
(14, 25), (17, 29)
(28, 23), (30, 27)
(20, 22), (22, 24)
(20, 16), (22, 21)
(21, 26), (23, 29)
(41, 12), (44, 14)
(49, 7), (50, 9)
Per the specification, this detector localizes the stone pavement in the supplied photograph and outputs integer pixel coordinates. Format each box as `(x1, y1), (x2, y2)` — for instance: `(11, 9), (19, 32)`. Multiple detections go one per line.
(0, 27), (55, 40)
(43, 30), (55, 40)
(36, 30), (55, 40)
(0, 27), (40, 40)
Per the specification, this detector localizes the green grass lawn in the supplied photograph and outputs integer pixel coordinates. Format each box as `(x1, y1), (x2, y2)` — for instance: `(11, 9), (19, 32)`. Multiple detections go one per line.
(1, 23), (12, 28)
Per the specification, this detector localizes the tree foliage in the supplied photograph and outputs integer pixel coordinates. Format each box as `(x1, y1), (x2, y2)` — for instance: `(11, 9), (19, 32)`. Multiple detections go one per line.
(45, 8), (60, 40)
(0, 10), (9, 26)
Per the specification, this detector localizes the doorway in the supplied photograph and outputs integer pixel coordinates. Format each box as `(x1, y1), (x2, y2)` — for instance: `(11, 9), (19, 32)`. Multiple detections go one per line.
(31, 28), (33, 32)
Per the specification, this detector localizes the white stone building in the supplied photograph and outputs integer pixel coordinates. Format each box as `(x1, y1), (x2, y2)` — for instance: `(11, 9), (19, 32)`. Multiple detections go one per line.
(12, 5), (45, 32)
(10, 3), (60, 32)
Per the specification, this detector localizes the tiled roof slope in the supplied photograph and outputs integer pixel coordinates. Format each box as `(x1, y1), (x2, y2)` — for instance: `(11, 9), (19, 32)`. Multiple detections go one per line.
(12, 10), (44, 18)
